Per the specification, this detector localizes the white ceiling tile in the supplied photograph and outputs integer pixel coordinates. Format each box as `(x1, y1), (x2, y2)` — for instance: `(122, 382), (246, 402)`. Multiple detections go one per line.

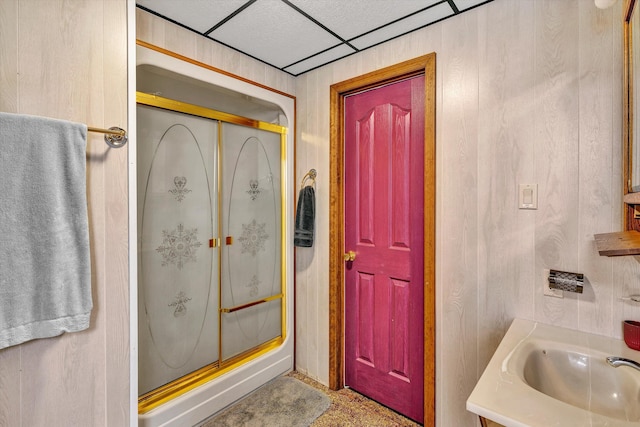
(137, 0), (248, 33)
(453, 0), (491, 11)
(288, 0), (441, 41)
(284, 44), (356, 75)
(137, 0), (496, 75)
(209, 0), (342, 68)
(350, 2), (453, 50)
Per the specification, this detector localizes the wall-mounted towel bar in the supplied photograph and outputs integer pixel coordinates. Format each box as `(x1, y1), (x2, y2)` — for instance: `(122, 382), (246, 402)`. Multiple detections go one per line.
(88, 126), (127, 148)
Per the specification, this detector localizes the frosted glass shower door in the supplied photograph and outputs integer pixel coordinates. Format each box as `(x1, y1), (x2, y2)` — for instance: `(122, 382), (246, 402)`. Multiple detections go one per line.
(220, 123), (283, 360)
(137, 105), (219, 394)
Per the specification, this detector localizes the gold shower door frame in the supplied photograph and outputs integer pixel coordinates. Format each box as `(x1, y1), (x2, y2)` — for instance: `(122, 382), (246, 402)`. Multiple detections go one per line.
(136, 92), (288, 414)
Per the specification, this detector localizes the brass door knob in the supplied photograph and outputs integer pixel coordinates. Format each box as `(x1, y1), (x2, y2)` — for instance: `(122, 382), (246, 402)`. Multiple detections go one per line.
(343, 251), (356, 262)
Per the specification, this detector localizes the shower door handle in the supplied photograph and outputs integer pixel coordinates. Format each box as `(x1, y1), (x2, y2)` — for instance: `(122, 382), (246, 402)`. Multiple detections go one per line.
(343, 251), (356, 262)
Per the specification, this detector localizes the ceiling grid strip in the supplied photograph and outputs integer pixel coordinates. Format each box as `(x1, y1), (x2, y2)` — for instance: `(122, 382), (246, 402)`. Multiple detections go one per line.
(135, 0), (494, 76)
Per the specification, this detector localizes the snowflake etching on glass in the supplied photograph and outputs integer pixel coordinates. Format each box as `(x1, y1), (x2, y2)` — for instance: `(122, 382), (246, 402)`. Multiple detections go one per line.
(169, 176), (192, 202)
(246, 275), (261, 297)
(156, 223), (202, 269)
(238, 219), (269, 256)
(246, 179), (262, 200)
(168, 291), (192, 317)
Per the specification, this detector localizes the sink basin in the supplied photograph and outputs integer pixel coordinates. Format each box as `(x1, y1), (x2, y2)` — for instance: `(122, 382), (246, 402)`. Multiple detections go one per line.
(467, 319), (640, 427)
(514, 340), (640, 421)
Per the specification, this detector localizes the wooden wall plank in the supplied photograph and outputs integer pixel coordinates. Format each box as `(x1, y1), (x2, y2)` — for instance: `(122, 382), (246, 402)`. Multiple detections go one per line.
(315, 68), (333, 383)
(104, 0), (130, 424)
(0, 348), (21, 427)
(294, 73), (311, 377)
(164, 22), (197, 63)
(306, 70), (321, 380)
(477, 0), (536, 370)
(136, 7), (166, 50)
(439, 11), (479, 427)
(0, 2), (21, 423)
(0, 0), (18, 112)
(17, 1), (108, 425)
(533, 0), (581, 328)
(577, 0), (617, 335)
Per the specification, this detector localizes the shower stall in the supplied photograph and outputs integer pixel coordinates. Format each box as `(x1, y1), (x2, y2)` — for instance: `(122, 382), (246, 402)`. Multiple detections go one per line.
(135, 44), (294, 427)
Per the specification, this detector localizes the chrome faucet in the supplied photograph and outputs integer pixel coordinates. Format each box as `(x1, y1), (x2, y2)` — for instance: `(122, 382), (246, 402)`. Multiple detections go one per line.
(606, 356), (640, 372)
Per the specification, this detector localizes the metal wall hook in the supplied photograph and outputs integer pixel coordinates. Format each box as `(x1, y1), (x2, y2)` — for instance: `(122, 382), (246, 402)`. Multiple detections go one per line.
(301, 168), (317, 187)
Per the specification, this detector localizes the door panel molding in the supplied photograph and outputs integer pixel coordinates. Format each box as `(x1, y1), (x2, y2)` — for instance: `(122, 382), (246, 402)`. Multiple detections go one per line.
(329, 53), (436, 424)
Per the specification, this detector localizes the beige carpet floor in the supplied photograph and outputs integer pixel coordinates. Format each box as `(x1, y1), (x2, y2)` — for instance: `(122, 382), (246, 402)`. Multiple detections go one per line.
(287, 371), (421, 427)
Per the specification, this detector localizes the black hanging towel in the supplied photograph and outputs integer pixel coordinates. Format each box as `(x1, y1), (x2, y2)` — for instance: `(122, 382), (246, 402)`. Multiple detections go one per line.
(294, 185), (315, 247)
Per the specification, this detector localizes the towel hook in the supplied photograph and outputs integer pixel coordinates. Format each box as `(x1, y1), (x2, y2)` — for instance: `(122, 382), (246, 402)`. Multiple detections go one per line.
(301, 168), (317, 188)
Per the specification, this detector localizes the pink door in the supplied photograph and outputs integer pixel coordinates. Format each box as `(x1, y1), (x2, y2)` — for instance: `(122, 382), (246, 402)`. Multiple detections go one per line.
(344, 76), (425, 423)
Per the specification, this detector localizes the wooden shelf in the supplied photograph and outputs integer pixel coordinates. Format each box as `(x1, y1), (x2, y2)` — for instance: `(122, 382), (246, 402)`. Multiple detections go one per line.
(624, 192), (640, 204)
(594, 231), (640, 256)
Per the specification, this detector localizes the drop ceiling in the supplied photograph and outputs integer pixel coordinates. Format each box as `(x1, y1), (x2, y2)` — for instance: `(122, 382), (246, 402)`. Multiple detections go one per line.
(137, 0), (494, 76)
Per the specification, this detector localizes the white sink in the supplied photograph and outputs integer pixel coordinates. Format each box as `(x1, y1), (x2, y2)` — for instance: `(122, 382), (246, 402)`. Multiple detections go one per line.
(514, 340), (640, 421)
(467, 319), (640, 427)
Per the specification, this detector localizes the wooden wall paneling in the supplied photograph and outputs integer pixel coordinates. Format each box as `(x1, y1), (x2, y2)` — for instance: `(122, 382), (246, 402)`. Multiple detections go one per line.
(0, 1), (21, 424)
(272, 66), (297, 98)
(316, 68), (333, 383)
(194, 35), (217, 74)
(612, 0), (624, 235)
(164, 22), (197, 65)
(18, 0), (109, 424)
(533, 0), (581, 328)
(382, 29), (416, 66)
(477, 0), (537, 370)
(439, 11), (480, 427)
(104, 0), (130, 424)
(510, 0), (536, 327)
(618, 257), (640, 330)
(577, 1), (616, 335)
(299, 71), (317, 379)
(136, 8), (166, 50)
(298, 72), (324, 378)
(303, 74), (315, 378)
(17, 1), (95, 118)
(306, 70), (321, 380)
(331, 52), (360, 85)
(294, 67), (329, 381)
(0, 0), (18, 112)
(0, 346), (21, 426)
(294, 73), (310, 376)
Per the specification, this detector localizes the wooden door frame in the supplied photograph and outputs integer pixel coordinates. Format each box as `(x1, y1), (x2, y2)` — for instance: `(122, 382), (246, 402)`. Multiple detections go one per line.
(328, 53), (436, 424)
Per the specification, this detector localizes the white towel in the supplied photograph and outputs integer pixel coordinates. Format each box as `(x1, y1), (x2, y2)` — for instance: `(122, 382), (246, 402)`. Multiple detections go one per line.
(0, 112), (92, 349)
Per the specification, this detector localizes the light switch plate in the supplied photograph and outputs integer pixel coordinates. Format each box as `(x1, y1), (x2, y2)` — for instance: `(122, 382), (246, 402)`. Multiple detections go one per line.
(519, 184), (538, 209)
